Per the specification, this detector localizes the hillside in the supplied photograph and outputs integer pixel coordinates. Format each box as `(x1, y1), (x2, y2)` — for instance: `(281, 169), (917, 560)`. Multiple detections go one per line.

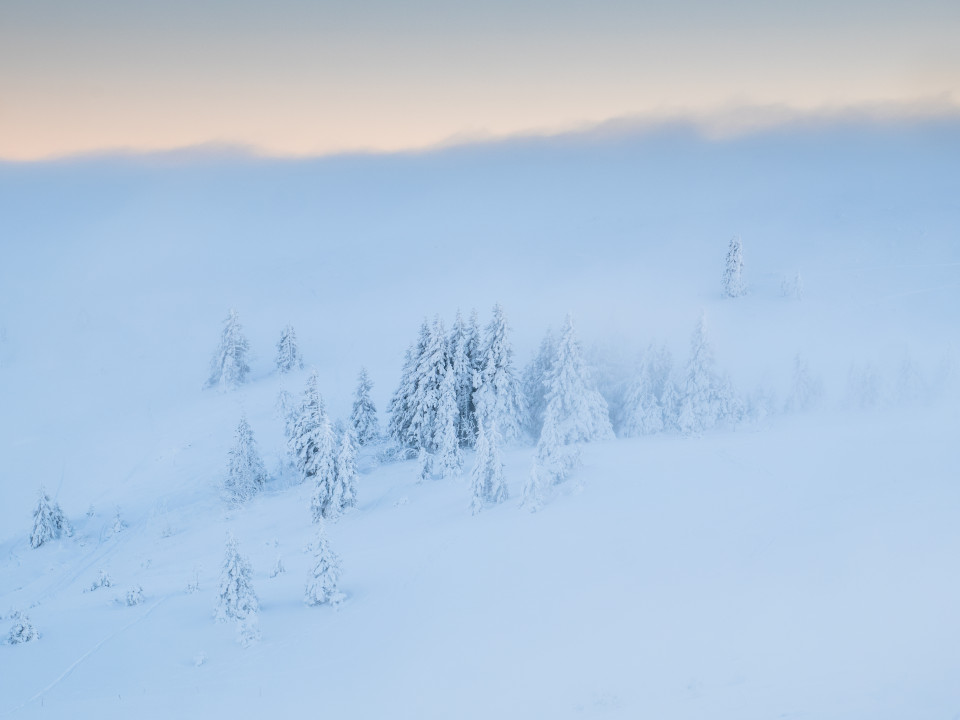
(1, 119), (959, 718)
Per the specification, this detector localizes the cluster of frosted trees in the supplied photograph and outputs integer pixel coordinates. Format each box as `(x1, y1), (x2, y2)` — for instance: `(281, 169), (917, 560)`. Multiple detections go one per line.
(614, 314), (743, 438)
(205, 310), (304, 391)
(388, 306), (524, 495)
(519, 315), (614, 510)
(286, 372), (360, 522)
(215, 520), (343, 645)
(385, 305), (619, 512)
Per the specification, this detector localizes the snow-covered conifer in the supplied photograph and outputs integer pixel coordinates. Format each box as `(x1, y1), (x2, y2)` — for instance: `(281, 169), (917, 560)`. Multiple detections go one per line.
(275, 324), (304, 373)
(309, 416), (338, 522)
(472, 420), (506, 506)
(305, 521), (343, 606)
(30, 488), (68, 548)
(89, 570), (113, 591)
(276, 383), (296, 438)
(449, 310), (480, 446)
(781, 270), (804, 300)
(677, 314), (741, 434)
(412, 316), (449, 452)
(619, 345), (675, 436)
(474, 304), (525, 441)
(112, 507), (126, 534)
(520, 464), (546, 513)
(388, 320), (431, 448)
(289, 373), (328, 479)
(534, 404), (580, 485)
(540, 315), (614, 444)
(722, 235), (745, 298)
(417, 446), (433, 484)
(216, 535), (259, 624)
(785, 353), (822, 412)
(224, 415), (268, 503)
(125, 586), (144, 606)
(351, 367), (380, 445)
(287, 373), (338, 518)
(620, 364), (662, 437)
(7, 611), (38, 644)
(335, 426), (359, 510)
(436, 363), (463, 479)
(522, 328), (558, 438)
(206, 309), (251, 390)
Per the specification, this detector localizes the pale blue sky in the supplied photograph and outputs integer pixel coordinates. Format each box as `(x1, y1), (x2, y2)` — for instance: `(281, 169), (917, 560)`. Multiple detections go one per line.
(1, 0), (958, 159)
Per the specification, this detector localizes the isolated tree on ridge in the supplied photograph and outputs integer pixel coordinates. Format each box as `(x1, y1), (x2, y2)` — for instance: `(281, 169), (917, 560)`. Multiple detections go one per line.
(206, 309), (251, 390)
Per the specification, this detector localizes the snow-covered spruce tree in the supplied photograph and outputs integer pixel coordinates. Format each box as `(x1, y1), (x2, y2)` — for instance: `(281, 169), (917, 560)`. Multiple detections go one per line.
(335, 426), (359, 511)
(413, 316), (449, 452)
(224, 415), (268, 503)
(275, 324), (304, 374)
(660, 373), (683, 431)
(474, 304), (526, 442)
(417, 446), (433, 484)
(30, 488), (68, 548)
(388, 319), (431, 449)
(520, 464), (545, 513)
(309, 415), (338, 522)
(206, 309), (251, 390)
(619, 356), (662, 437)
(8, 611), (38, 644)
(619, 345), (675, 437)
(469, 422), (490, 514)
(781, 270), (804, 300)
(289, 373), (332, 478)
(785, 353), (822, 412)
(522, 328), (558, 439)
(521, 410), (575, 512)
(305, 521), (343, 606)
(216, 535), (259, 624)
(89, 569), (113, 591)
(449, 310), (480, 447)
(524, 381), (588, 511)
(472, 420), (506, 507)
(351, 367), (380, 445)
(541, 315), (614, 445)
(436, 363), (463, 480)
(677, 314), (741, 434)
(276, 382), (297, 438)
(722, 235), (745, 298)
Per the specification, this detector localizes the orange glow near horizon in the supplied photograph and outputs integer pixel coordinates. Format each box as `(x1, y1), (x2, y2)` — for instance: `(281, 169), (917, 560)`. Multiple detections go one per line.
(2, 0), (958, 161)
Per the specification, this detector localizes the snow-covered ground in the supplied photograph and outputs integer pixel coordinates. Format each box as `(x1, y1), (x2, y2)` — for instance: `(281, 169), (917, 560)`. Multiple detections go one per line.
(1, 118), (959, 718)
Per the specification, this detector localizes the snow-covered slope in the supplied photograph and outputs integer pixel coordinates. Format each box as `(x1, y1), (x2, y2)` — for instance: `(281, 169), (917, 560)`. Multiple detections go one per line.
(1, 118), (958, 718)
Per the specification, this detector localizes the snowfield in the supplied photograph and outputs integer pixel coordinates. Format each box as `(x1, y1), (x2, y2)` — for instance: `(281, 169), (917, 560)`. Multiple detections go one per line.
(1, 118), (959, 718)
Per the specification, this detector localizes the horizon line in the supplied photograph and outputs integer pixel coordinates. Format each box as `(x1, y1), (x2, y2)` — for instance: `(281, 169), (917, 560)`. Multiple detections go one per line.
(3, 98), (959, 165)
